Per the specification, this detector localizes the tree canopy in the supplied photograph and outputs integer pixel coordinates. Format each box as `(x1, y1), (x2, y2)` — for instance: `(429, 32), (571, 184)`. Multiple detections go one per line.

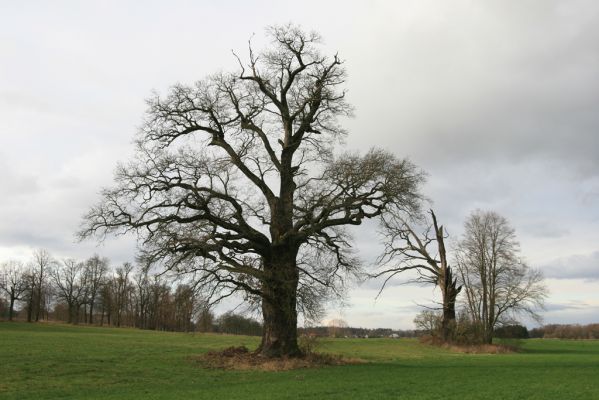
(80, 25), (424, 356)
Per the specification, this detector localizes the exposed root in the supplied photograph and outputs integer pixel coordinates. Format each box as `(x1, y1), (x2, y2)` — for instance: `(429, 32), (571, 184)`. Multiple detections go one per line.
(195, 346), (366, 371)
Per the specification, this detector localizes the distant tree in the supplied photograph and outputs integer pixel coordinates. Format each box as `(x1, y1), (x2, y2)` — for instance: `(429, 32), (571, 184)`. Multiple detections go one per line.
(79, 25), (424, 357)
(217, 312), (262, 336)
(326, 318), (348, 338)
(494, 324), (529, 339)
(133, 268), (151, 329)
(114, 263), (134, 327)
(22, 268), (37, 322)
(173, 284), (196, 332)
(455, 210), (547, 344)
(376, 210), (462, 342)
(196, 305), (215, 333)
(413, 310), (441, 336)
(83, 255), (109, 324)
(98, 275), (115, 326)
(0, 261), (28, 320)
(51, 259), (88, 323)
(31, 249), (54, 322)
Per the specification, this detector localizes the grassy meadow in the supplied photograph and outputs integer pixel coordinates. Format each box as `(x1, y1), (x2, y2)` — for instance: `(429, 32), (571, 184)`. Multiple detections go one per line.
(1, 322), (598, 399)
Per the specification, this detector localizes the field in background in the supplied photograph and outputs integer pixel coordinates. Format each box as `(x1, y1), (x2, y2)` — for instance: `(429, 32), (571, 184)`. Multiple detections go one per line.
(1, 323), (598, 399)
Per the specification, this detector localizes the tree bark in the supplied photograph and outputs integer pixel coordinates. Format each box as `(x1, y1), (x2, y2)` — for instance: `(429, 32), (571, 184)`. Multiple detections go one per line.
(9, 295), (15, 321)
(432, 211), (461, 343)
(257, 248), (301, 357)
(35, 283), (42, 322)
(89, 301), (95, 324)
(440, 281), (459, 342)
(26, 290), (34, 323)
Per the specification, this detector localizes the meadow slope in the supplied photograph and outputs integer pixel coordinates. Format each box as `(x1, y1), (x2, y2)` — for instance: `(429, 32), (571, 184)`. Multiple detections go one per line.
(1, 323), (598, 399)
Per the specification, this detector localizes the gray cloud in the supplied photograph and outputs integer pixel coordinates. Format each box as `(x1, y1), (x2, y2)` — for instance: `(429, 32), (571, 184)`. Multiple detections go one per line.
(541, 251), (599, 280)
(544, 301), (591, 312)
(0, 156), (41, 198)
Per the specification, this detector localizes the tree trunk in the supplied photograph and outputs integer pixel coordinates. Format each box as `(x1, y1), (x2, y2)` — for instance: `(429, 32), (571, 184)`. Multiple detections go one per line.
(100, 303), (105, 326)
(440, 292), (456, 342)
(89, 301), (95, 324)
(67, 303), (74, 324)
(439, 268), (461, 342)
(484, 321), (494, 344)
(35, 286), (42, 322)
(27, 291), (34, 323)
(432, 212), (461, 343)
(9, 294), (15, 321)
(257, 250), (301, 358)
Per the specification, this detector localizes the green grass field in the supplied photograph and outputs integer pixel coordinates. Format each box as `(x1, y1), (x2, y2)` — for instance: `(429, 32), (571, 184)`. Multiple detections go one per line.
(1, 322), (598, 399)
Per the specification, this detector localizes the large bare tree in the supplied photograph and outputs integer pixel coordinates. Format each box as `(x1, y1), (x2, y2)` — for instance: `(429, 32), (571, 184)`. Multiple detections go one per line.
(455, 210), (547, 344)
(79, 25), (424, 357)
(375, 210), (461, 342)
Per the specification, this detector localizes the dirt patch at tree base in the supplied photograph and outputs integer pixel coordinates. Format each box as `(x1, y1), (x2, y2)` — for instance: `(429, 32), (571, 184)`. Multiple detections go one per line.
(195, 346), (366, 371)
(420, 336), (518, 354)
(443, 343), (517, 354)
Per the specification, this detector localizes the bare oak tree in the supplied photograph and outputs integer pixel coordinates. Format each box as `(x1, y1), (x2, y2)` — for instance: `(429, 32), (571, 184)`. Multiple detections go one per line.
(375, 210), (461, 342)
(455, 210), (547, 344)
(79, 25), (424, 357)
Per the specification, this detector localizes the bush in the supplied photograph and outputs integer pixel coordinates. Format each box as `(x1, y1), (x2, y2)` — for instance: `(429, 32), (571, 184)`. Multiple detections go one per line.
(215, 313), (262, 336)
(298, 334), (320, 355)
(452, 318), (484, 345)
(494, 325), (529, 339)
(413, 310), (442, 336)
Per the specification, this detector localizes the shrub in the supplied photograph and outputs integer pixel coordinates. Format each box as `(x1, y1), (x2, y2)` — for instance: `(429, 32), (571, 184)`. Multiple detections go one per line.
(298, 334), (320, 355)
(494, 324), (529, 339)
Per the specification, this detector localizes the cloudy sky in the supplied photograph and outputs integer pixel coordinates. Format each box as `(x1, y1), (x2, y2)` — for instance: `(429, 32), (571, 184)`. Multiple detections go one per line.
(1, 0), (598, 328)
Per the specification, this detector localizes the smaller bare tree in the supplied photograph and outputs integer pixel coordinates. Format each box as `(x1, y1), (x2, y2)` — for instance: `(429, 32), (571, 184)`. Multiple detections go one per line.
(455, 210), (547, 344)
(375, 210), (462, 342)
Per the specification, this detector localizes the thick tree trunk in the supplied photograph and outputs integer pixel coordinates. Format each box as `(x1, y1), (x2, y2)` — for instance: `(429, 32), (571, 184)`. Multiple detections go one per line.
(483, 322), (494, 344)
(440, 294), (457, 342)
(432, 212), (461, 343)
(439, 270), (460, 342)
(257, 249), (301, 358)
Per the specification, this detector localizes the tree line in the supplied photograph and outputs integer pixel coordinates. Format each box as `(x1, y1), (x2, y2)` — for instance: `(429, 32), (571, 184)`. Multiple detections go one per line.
(529, 323), (599, 339)
(0, 249), (266, 335)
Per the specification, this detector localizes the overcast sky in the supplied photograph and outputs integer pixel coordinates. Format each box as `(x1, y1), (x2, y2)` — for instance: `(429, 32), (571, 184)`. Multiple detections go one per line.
(1, 0), (598, 329)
